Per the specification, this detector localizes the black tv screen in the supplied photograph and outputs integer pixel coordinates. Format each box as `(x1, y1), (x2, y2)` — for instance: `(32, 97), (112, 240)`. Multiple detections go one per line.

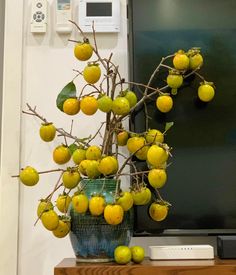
(128, 0), (236, 235)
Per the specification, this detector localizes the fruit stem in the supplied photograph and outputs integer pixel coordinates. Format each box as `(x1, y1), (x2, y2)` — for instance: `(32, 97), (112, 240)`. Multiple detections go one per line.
(184, 69), (205, 81)
(34, 172), (64, 226)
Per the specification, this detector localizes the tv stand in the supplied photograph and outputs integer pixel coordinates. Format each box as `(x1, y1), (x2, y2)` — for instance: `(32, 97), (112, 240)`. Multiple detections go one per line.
(54, 257), (236, 275)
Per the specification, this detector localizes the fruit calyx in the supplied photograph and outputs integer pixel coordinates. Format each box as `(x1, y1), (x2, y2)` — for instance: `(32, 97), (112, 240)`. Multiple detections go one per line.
(200, 80), (215, 88)
(155, 199), (172, 207)
(168, 69), (182, 76)
(119, 88), (130, 97)
(83, 38), (90, 44)
(41, 122), (54, 126)
(187, 47), (201, 57)
(87, 61), (99, 67)
(91, 193), (105, 198)
(97, 92), (106, 99)
(59, 215), (71, 222)
(66, 166), (78, 173)
(174, 49), (186, 55)
(159, 143), (171, 154)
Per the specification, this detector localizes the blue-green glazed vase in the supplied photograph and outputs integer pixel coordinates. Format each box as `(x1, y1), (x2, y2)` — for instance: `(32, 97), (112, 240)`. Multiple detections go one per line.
(69, 179), (134, 262)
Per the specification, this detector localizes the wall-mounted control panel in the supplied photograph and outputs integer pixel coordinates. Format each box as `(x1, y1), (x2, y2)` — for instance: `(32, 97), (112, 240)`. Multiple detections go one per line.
(31, 0), (48, 33)
(55, 0), (73, 33)
(78, 0), (120, 33)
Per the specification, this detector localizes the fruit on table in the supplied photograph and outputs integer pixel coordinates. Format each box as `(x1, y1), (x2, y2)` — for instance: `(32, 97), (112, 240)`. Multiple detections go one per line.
(19, 166), (39, 186)
(39, 123), (56, 142)
(114, 246), (132, 265)
(130, 246), (145, 263)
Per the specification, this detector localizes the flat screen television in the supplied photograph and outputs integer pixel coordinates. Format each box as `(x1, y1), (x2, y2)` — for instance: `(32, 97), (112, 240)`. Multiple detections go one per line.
(128, 0), (236, 236)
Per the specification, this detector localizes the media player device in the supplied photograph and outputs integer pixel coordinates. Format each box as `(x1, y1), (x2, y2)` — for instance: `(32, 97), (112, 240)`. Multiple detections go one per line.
(217, 236), (236, 259)
(149, 245), (214, 260)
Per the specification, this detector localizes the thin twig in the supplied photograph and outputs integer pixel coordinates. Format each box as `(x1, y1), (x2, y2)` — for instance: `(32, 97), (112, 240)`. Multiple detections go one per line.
(88, 122), (106, 144)
(24, 103), (92, 146)
(12, 168), (64, 178)
(34, 172), (64, 226)
(68, 20), (88, 42)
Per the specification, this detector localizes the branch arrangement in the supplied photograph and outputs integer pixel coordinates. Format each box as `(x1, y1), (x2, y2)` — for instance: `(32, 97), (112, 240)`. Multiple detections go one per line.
(13, 21), (215, 238)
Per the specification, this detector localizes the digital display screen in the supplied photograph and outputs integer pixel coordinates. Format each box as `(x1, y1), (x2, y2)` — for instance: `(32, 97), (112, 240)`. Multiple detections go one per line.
(86, 3), (112, 17)
(57, 0), (70, 10)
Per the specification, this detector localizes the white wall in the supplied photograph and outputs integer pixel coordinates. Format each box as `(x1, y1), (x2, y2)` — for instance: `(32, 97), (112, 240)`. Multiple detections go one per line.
(0, 1), (218, 275)
(0, 0), (23, 275)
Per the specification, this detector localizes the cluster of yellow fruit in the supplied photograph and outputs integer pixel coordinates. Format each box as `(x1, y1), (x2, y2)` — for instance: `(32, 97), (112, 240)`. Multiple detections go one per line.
(20, 122), (170, 232)
(159, 48), (215, 113)
(60, 42), (138, 117)
(19, 119), (170, 237)
(63, 89), (137, 117)
(62, 45), (216, 117)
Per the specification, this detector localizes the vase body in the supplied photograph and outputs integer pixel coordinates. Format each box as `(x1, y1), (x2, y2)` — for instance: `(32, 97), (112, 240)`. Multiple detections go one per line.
(69, 178), (133, 262)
